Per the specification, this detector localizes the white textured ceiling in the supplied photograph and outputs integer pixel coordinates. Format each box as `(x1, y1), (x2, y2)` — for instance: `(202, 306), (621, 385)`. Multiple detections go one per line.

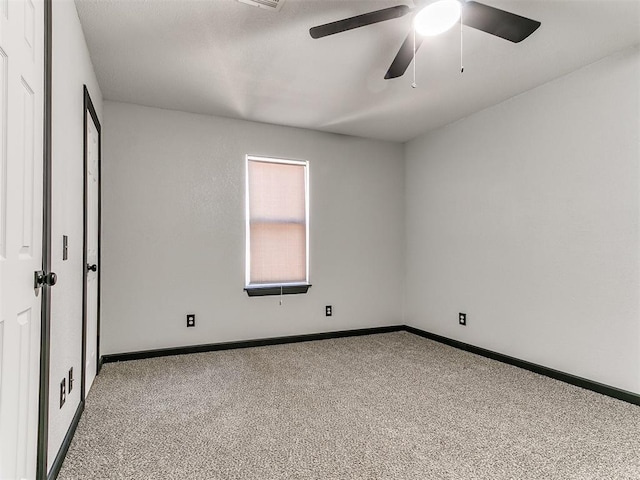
(74, 0), (640, 142)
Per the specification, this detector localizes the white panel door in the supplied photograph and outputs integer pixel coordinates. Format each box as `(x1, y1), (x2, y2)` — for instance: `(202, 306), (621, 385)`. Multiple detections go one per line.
(0, 0), (45, 479)
(84, 115), (98, 394)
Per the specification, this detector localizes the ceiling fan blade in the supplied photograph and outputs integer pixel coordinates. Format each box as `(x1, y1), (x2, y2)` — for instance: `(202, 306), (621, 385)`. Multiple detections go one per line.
(462, 1), (541, 43)
(384, 31), (424, 79)
(310, 5), (411, 39)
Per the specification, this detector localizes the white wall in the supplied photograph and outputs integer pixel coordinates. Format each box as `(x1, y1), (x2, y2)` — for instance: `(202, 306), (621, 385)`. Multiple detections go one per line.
(48, 0), (102, 469)
(101, 102), (405, 355)
(405, 46), (640, 394)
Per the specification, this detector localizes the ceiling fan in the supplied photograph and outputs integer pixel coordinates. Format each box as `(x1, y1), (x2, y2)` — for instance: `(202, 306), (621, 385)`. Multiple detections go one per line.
(309, 0), (541, 80)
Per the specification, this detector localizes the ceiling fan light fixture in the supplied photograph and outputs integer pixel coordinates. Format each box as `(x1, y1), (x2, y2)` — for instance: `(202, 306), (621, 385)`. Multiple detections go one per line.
(414, 0), (461, 37)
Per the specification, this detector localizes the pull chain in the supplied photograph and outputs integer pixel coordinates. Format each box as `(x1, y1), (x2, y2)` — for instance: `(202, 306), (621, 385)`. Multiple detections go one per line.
(460, 7), (464, 73)
(412, 27), (417, 88)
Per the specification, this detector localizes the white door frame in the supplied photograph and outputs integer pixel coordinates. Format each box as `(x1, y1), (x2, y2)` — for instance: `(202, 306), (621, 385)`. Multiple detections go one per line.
(81, 86), (101, 402)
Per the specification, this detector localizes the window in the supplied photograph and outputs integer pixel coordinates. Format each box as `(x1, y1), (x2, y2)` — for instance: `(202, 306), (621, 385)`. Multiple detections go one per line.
(245, 156), (310, 296)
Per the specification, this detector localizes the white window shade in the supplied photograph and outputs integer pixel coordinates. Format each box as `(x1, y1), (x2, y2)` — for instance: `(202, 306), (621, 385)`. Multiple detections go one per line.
(246, 157), (308, 286)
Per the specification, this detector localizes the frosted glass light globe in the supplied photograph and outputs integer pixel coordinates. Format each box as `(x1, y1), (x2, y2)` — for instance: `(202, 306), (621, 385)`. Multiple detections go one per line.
(414, 0), (462, 37)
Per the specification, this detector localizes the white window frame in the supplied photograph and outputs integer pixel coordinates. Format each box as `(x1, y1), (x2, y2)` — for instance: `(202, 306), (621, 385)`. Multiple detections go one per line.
(245, 155), (310, 289)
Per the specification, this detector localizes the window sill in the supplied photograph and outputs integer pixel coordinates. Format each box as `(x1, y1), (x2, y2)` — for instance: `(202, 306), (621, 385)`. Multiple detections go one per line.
(244, 284), (312, 297)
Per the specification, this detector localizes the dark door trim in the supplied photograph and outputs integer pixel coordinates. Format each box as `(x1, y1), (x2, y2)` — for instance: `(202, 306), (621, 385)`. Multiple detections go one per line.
(36, 0), (53, 478)
(81, 86), (102, 402)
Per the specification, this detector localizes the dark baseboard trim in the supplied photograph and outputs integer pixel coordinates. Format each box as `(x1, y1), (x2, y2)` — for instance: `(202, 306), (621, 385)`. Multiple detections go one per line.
(47, 400), (84, 480)
(98, 324), (640, 406)
(102, 325), (404, 364)
(404, 325), (640, 406)
(97, 355), (104, 374)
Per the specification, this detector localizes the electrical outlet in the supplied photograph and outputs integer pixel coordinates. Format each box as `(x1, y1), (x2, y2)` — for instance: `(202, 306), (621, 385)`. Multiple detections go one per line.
(459, 313), (467, 326)
(62, 235), (68, 261)
(187, 314), (195, 327)
(68, 367), (73, 393)
(325, 305), (332, 317)
(60, 378), (66, 408)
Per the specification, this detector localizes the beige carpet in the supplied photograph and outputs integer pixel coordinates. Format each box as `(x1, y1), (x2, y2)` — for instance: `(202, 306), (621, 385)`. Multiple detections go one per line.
(59, 331), (640, 479)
